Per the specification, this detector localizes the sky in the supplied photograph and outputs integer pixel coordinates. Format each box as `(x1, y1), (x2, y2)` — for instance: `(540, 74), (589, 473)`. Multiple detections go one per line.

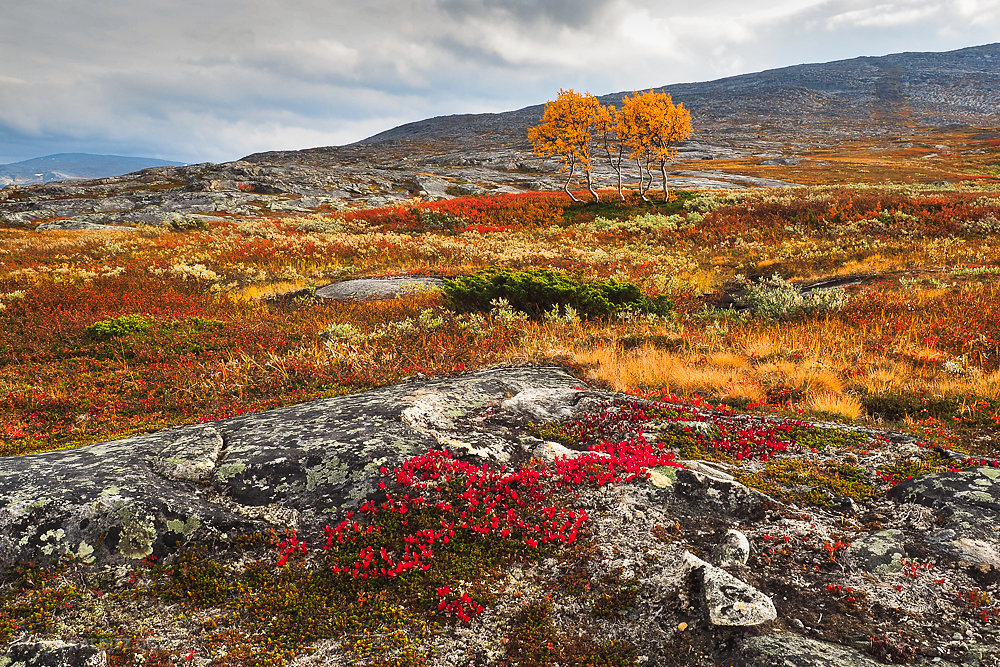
(1, 0), (998, 165)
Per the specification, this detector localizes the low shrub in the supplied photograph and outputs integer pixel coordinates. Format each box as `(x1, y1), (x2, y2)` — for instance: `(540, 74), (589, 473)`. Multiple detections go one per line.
(442, 268), (672, 320)
(169, 217), (209, 231)
(84, 314), (155, 339)
(736, 274), (848, 320)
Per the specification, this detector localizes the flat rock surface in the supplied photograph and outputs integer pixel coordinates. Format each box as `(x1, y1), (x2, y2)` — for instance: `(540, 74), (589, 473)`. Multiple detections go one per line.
(738, 632), (885, 666)
(314, 276), (444, 301)
(5, 367), (1000, 665)
(888, 467), (1000, 539)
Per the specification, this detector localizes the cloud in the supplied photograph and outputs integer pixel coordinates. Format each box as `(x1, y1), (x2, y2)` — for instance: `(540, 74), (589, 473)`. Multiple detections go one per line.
(1, 0), (998, 163)
(826, 3), (940, 28)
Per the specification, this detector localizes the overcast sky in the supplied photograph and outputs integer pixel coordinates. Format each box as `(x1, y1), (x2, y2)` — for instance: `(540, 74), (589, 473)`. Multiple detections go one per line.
(1, 0), (998, 164)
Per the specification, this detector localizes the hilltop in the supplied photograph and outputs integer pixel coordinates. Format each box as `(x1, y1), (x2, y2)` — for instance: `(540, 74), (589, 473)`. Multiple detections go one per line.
(1, 43), (999, 230)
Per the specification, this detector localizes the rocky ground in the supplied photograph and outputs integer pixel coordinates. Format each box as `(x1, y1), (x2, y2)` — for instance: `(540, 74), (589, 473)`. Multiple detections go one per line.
(2, 366), (999, 665)
(0, 140), (795, 233)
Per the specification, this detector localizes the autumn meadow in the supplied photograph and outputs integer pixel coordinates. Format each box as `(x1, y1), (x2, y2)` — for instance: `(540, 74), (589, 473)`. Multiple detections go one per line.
(4, 181), (1000, 459)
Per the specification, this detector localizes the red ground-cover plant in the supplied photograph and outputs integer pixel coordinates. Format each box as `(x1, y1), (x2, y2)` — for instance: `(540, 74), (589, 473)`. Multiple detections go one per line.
(278, 445), (682, 624)
(842, 282), (1000, 371)
(537, 395), (824, 462)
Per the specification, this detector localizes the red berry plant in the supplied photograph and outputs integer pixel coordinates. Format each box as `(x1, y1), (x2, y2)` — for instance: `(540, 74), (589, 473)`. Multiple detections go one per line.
(297, 443), (682, 625)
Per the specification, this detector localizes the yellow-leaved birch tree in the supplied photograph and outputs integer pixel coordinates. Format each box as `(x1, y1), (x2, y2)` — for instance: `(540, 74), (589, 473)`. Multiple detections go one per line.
(618, 90), (692, 202)
(528, 89), (603, 202)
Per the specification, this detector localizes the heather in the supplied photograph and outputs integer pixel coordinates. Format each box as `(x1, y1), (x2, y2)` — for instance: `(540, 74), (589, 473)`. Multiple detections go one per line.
(3, 186), (1000, 458)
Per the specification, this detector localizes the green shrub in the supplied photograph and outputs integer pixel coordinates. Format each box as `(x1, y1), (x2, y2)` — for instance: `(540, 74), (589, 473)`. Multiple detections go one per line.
(410, 208), (468, 232)
(169, 217), (209, 231)
(295, 216), (343, 233)
(442, 268), (671, 320)
(85, 314), (155, 339)
(736, 274), (848, 320)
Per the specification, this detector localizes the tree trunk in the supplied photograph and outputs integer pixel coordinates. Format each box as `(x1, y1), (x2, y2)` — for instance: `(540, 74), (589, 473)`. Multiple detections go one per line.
(563, 161), (582, 203)
(615, 146), (625, 201)
(635, 157), (653, 202)
(660, 160), (669, 202)
(603, 142), (624, 201)
(635, 157), (649, 202)
(585, 168), (599, 202)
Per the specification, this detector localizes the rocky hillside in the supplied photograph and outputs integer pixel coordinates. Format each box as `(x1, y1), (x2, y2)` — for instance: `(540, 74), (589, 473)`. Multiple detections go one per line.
(348, 42), (1000, 155)
(2, 43), (998, 229)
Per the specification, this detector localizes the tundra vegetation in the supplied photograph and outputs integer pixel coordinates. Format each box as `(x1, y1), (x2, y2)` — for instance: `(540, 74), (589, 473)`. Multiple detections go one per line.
(3, 178), (1000, 664)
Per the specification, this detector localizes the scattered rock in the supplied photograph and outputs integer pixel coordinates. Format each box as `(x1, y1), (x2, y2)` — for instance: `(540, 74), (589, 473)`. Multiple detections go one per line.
(684, 459), (735, 481)
(2, 639), (107, 667)
(927, 531), (1000, 572)
(683, 552), (778, 627)
(685, 551), (777, 626)
(531, 440), (590, 463)
(888, 468), (1000, 543)
(715, 528), (751, 568)
(35, 220), (135, 231)
(672, 466), (777, 516)
(738, 632), (884, 666)
(313, 276), (444, 301)
(848, 529), (906, 574)
(759, 157), (804, 165)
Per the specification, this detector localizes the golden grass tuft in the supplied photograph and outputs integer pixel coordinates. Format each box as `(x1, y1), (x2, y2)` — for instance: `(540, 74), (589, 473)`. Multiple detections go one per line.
(707, 351), (749, 369)
(855, 361), (906, 395)
(575, 345), (762, 400)
(759, 360), (844, 394)
(741, 336), (778, 360)
(804, 392), (864, 421)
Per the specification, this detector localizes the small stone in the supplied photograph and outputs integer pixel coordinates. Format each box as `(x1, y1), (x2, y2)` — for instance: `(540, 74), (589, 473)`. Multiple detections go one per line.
(684, 459), (734, 481)
(791, 618), (805, 630)
(716, 528), (751, 568)
(532, 440), (578, 463)
(648, 466), (678, 488)
(684, 552), (776, 626)
(677, 622), (688, 631)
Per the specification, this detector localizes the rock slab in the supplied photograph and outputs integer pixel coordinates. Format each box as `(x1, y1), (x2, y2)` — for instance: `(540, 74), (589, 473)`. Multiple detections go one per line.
(0, 367), (604, 568)
(1, 640), (107, 667)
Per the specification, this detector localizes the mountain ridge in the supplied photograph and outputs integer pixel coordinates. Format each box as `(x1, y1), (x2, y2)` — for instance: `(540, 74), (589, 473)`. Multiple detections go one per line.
(0, 153), (184, 187)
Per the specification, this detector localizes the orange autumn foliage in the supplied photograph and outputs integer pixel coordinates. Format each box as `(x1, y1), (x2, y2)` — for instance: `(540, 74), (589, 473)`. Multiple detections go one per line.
(528, 89), (604, 202)
(617, 90), (693, 201)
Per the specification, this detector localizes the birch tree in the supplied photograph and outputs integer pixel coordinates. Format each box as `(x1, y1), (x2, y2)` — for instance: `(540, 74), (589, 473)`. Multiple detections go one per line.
(528, 89), (603, 202)
(618, 90), (692, 201)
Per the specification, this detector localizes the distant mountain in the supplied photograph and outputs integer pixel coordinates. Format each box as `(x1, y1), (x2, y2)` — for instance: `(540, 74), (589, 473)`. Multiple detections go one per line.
(0, 153), (184, 187)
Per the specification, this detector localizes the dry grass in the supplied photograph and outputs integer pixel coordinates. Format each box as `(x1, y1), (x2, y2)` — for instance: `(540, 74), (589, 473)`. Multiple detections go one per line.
(804, 392), (865, 420)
